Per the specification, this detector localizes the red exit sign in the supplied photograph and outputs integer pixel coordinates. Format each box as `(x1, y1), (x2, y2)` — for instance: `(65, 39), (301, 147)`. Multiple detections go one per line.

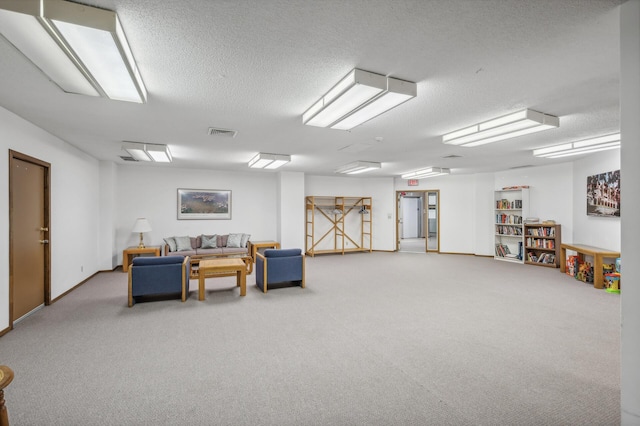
(408, 179), (419, 186)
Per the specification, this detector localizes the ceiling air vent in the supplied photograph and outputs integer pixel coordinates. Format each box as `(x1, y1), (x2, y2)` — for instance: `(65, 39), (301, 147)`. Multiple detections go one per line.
(510, 165), (533, 169)
(120, 156), (138, 162)
(208, 127), (238, 138)
(442, 154), (462, 159)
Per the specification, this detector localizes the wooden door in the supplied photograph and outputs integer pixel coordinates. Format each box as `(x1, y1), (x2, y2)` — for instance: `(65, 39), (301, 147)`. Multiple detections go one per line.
(9, 151), (50, 324)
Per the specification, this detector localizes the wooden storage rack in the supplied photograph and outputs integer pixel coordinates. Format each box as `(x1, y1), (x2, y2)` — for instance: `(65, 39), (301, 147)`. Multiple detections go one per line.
(524, 224), (561, 268)
(305, 196), (372, 256)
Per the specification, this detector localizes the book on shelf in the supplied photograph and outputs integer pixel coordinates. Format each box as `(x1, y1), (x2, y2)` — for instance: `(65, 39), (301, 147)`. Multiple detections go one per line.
(496, 199), (523, 209)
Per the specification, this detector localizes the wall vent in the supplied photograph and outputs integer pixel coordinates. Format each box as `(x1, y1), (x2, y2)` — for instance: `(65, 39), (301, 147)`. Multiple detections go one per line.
(120, 156), (138, 162)
(208, 127), (238, 138)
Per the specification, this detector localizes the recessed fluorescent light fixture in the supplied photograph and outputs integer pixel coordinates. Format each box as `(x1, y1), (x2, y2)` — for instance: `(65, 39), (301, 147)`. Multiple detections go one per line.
(0, 0), (147, 103)
(335, 161), (381, 175)
(248, 153), (291, 169)
(401, 167), (450, 179)
(533, 133), (620, 159)
(302, 68), (416, 131)
(442, 109), (559, 147)
(123, 142), (172, 162)
(144, 143), (172, 162)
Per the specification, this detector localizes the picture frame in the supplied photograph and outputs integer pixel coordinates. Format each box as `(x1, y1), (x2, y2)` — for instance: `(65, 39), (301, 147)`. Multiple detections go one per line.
(586, 170), (620, 217)
(177, 189), (231, 220)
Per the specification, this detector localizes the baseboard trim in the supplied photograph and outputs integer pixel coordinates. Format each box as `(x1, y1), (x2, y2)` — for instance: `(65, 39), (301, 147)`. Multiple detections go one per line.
(51, 271), (100, 304)
(0, 325), (11, 337)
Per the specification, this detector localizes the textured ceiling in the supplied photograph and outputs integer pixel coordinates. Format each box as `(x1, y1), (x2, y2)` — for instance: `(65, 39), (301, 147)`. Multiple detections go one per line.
(0, 0), (622, 177)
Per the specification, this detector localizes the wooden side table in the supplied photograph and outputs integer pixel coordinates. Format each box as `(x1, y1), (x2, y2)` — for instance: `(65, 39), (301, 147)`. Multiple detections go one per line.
(249, 241), (281, 262)
(0, 365), (14, 426)
(122, 246), (161, 272)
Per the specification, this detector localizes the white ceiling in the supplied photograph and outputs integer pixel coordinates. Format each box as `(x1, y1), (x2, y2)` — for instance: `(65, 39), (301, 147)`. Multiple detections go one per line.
(0, 0), (622, 177)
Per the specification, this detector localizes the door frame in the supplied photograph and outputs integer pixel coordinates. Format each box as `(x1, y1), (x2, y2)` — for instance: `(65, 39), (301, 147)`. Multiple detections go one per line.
(9, 150), (51, 329)
(396, 190), (440, 253)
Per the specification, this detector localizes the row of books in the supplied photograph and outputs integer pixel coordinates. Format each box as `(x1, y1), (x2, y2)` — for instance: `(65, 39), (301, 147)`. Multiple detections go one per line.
(496, 199), (523, 209)
(526, 227), (555, 237)
(525, 238), (555, 248)
(496, 225), (523, 235)
(495, 242), (523, 259)
(527, 252), (556, 264)
(496, 214), (522, 224)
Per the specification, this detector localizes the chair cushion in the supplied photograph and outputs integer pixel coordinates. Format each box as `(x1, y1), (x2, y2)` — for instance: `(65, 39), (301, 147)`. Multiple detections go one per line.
(133, 255), (184, 266)
(264, 248), (302, 258)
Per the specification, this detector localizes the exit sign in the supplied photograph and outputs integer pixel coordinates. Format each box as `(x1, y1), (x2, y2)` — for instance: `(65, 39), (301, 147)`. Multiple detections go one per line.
(408, 179), (419, 186)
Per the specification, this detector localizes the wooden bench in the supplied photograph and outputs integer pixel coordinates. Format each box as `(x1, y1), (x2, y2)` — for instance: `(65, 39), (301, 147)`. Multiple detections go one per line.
(560, 243), (620, 289)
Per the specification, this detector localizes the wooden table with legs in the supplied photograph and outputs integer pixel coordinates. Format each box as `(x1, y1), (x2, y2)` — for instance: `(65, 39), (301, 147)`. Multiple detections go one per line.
(122, 246), (161, 273)
(198, 258), (246, 300)
(249, 240), (280, 262)
(559, 243), (620, 289)
(0, 365), (14, 426)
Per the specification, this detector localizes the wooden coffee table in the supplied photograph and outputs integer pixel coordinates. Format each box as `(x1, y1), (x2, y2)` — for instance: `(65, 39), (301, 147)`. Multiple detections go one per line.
(198, 258), (246, 300)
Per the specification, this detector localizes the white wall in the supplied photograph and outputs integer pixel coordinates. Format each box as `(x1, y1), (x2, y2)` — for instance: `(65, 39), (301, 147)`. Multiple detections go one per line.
(305, 176), (396, 251)
(571, 150), (621, 250)
(0, 106), (101, 332)
(99, 161), (117, 270)
(114, 166), (279, 264)
(277, 172), (305, 249)
(620, 0), (640, 423)
(495, 163), (575, 245)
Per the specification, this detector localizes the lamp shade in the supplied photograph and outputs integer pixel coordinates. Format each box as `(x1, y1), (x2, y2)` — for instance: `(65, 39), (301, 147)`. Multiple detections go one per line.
(132, 218), (152, 233)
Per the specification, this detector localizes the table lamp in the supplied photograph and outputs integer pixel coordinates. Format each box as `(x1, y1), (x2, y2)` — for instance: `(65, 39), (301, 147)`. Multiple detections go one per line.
(132, 218), (152, 248)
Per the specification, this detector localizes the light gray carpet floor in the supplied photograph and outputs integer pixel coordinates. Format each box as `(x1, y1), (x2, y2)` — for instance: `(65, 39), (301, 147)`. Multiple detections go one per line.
(0, 252), (620, 425)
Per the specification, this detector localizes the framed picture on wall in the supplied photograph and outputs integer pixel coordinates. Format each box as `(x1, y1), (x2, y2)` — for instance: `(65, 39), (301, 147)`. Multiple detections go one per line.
(177, 189), (231, 220)
(586, 170), (620, 217)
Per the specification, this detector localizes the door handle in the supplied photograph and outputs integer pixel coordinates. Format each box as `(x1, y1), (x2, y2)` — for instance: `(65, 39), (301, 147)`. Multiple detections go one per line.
(39, 240), (49, 244)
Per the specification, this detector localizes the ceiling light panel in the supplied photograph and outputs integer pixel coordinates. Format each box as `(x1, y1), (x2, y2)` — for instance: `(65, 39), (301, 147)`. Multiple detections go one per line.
(442, 109), (559, 147)
(401, 167), (450, 179)
(303, 69), (416, 130)
(533, 133), (620, 158)
(0, 0), (146, 103)
(248, 153), (291, 169)
(335, 161), (381, 175)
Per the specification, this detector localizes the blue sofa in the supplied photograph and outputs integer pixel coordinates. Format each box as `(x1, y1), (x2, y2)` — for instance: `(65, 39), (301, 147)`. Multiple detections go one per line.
(255, 248), (305, 293)
(128, 256), (190, 307)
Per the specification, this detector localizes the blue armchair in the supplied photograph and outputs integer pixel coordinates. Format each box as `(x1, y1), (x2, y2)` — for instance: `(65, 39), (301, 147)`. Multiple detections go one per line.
(128, 255), (190, 307)
(255, 248), (305, 293)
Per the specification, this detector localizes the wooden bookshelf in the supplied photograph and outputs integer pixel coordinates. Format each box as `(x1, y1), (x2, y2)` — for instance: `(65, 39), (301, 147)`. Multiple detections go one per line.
(524, 224), (561, 268)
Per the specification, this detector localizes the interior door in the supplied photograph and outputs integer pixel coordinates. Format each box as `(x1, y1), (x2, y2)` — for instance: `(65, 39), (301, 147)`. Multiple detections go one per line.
(401, 197), (420, 238)
(10, 152), (50, 324)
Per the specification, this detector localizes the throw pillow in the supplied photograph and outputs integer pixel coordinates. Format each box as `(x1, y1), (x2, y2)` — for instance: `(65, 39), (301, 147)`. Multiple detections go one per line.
(201, 234), (217, 249)
(174, 236), (192, 252)
(240, 233), (251, 248)
(163, 237), (177, 252)
(226, 233), (243, 248)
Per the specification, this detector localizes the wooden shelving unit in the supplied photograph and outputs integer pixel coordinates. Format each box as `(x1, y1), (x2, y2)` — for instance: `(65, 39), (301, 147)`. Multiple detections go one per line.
(305, 196), (372, 256)
(494, 188), (529, 264)
(524, 224), (561, 268)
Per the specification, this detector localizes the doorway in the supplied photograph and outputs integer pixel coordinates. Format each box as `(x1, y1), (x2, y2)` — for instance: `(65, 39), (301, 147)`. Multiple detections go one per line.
(9, 150), (51, 327)
(396, 190), (440, 253)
